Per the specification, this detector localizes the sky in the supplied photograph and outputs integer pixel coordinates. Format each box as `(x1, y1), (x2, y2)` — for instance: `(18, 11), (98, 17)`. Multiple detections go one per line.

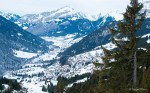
(0, 0), (130, 16)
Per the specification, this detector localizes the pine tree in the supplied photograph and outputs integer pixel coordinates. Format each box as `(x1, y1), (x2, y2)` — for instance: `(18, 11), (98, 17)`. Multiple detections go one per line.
(55, 77), (65, 93)
(42, 85), (47, 92)
(0, 82), (4, 93)
(98, 0), (146, 92)
(48, 83), (54, 93)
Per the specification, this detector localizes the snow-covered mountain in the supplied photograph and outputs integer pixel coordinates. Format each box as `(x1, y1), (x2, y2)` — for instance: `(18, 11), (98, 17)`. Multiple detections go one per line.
(18, 6), (85, 24)
(15, 6), (87, 35)
(15, 6), (116, 37)
(0, 6), (116, 38)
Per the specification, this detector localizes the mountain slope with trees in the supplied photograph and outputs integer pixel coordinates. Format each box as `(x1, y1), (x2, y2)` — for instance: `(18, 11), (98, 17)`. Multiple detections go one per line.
(55, 0), (150, 93)
(0, 15), (50, 75)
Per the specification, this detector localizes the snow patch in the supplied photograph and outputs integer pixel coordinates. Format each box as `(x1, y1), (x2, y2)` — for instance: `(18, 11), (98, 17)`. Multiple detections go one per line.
(142, 34), (150, 38)
(71, 17), (78, 20)
(17, 33), (22, 36)
(2, 84), (9, 91)
(13, 50), (37, 59)
(147, 39), (150, 43)
(23, 26), (28, 30)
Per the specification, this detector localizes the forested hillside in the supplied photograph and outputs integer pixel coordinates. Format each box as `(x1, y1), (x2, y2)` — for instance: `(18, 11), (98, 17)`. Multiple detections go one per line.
(55, 0), (150, 93)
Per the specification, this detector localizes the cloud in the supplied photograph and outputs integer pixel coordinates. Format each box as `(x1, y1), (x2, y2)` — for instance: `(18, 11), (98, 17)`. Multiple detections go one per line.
(0, 0), (130, 15)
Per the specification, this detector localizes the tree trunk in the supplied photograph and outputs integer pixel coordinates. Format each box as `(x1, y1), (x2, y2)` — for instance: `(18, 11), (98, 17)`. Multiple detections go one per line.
(133, 51), (137, 89)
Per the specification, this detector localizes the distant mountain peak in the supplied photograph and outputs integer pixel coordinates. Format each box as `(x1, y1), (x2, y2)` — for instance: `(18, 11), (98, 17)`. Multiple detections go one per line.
(19, 6), (83, 24)
(56, 6), (75, 13)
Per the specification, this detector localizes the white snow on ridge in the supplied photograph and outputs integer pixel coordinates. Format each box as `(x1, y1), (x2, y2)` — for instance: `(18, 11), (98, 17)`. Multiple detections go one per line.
(13, 50), (37, 59)
(67, 78), (87, 88)
(142, 34), (150, 38)
(55, 6), (76, 17)
(84, 11), (123, 21)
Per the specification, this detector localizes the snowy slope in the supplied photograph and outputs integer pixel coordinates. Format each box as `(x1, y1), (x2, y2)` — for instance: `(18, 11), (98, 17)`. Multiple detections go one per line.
(0, 15), (49, 76)
(13, 50), (38, 59)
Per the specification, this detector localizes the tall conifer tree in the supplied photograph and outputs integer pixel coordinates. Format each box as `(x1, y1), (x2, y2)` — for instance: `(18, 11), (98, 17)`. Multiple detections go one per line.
(100, 0), (146, 91)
